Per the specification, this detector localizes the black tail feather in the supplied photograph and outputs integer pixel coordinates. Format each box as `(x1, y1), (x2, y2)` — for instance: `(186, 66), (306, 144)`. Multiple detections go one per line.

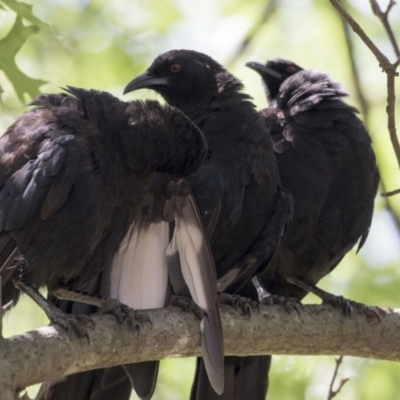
(191, 356), (271, 400)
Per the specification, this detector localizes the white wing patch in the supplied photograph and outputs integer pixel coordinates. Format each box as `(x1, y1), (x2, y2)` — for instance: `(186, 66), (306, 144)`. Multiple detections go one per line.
(174, 210), (211, 310)
(107, 221), (170, 309)
(172, 195), (224, 394)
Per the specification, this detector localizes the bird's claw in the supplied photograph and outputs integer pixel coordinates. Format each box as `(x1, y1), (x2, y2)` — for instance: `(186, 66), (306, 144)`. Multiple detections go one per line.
(260, 294), (303, 316)
(323, 294), (354, 318)
(48, 305), (92, 343)
(169, 295), (205, 320)
(323, 295), (381, 321)
(99, 298), (146, 332)
(217, 293), (259, 317)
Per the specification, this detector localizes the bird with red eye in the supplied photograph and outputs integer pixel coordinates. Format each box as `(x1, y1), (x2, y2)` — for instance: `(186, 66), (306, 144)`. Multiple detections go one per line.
(124, 49), (294, 400)
(170, 63), (181, 73)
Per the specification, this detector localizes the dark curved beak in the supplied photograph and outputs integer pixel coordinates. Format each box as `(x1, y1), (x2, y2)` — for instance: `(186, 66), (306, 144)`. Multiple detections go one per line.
(245, 61), (283, 80)
(123, 72), (169, 95)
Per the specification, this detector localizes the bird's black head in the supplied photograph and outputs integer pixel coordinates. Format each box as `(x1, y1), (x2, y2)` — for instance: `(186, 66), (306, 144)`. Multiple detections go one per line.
(246, 58), (303, 101)
(124, 49), (242, 112)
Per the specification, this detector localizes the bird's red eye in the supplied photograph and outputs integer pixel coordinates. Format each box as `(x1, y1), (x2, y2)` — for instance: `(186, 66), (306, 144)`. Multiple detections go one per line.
(286, 66), (296, 74)
(170, 64), (181, 73)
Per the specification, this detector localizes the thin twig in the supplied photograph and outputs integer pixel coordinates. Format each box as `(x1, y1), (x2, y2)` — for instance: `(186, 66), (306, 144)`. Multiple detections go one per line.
(382, 187), (400, 196)
(327, 356), (350, 400)
(331, 378), (350, 399)
(328, 356), (343, 399)
(386, 60), (400, 168)
(330, 0), (400, 183)
(329, 0), (393, 70)
(227, 0), (277, 65)
(336, 9), (400, 228)
(379, 181), (400, 230)
(372, 0), (400, 195)
(340, 19), (370, 116)
(370, 0), (400, 58)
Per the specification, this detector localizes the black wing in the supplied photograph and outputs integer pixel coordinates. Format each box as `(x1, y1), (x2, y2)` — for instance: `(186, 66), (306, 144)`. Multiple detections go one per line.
(0, 93), (99, 297)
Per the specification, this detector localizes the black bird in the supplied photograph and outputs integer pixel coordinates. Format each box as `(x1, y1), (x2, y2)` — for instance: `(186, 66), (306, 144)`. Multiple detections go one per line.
(0, 87), (222, 399)
(214, 58), (379, 400)
(124, 50), (293, 400)
(246, 58), (379, 303)
(190, 57), (379, 400)
(124, 49), (291, 296)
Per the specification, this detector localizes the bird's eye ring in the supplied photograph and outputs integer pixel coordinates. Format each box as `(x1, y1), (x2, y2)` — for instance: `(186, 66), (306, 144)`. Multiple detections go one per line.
(170, 64), (181, 73)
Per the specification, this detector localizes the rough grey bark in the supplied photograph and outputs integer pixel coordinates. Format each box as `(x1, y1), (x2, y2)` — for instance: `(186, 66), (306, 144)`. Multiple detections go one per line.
(0, 303), (398, 398)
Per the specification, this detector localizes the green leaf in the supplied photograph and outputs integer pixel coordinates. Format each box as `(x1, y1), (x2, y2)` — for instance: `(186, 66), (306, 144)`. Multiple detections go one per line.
(0, 0), (48, 29)
(0, 17), (46, 102)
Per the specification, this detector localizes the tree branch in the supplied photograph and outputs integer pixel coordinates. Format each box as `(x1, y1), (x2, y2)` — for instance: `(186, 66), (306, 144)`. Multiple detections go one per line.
(0, 304), (397, 398)
(327, 356), (350, 400)
(382, 187), (400, 197)
(329, 0), (393, 69)
(334, 7), (400, 229)
(339, 18), (369, 116)
(330, 0), (400, 175)
(370, 0), (400, 58)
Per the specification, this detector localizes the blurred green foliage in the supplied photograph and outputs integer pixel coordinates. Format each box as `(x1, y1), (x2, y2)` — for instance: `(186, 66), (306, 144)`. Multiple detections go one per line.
(1, 0), (400, 399)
